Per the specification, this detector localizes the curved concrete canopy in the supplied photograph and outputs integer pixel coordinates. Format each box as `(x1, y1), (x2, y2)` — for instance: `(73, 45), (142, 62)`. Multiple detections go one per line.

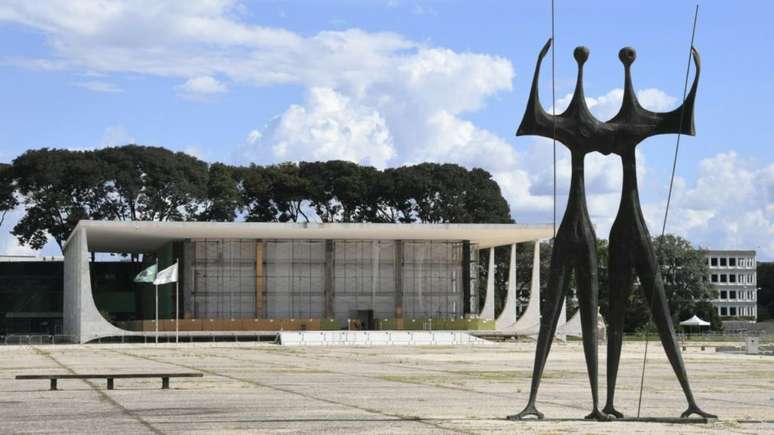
(66, 221), (553, 253)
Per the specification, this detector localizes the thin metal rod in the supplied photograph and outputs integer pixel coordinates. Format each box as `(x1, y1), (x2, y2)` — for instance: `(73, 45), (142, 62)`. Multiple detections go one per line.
(155, 257), (159, 344)
(175, 258), (179, 343)
(637, 4), (699, 419)
(551, 0), (557, 238)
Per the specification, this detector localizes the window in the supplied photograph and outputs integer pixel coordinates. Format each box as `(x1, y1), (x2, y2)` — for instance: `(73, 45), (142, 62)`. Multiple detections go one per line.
(729, 307), (737, 316)
(738, 257), (745, 267)
(720, 257), (727, 267)
(720, 290), (727, 299)
(711, 274), (718, 283)
(721, 307), (727, 316)
(720, 274), (727, 283)
(729, 274), (736, 283)
(711, 257), (718, 267)
(748, 274), (753, 284)
(729, 257), (736, 267)
(729, 290), (736, 299)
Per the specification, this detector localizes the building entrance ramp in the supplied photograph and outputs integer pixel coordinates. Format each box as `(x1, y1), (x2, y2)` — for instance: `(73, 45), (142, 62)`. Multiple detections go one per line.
(278, 330), (490, 346)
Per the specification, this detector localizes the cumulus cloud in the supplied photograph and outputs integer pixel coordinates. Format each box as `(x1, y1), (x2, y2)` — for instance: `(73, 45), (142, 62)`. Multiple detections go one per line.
(5, 1), (764, 259)
(176, 76), (227, 99)
(656, 152), (774, 258)
(240, 87), (396, 168)
(553, 88), (678, 121)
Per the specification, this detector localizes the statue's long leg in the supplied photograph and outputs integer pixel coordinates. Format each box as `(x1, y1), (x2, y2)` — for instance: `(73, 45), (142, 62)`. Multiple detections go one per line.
(602, 232), (632, 418)
(508, 244), (572, 420)
(574, 238), (608, 421)
(633, 238), (717, 419)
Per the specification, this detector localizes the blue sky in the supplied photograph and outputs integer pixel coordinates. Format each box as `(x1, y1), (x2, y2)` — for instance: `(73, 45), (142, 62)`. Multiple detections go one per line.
(0, 1), (773, 259)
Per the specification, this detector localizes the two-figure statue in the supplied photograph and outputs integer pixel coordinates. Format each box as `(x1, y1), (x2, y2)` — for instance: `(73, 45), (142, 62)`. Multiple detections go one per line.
(509, 39), (716, 420)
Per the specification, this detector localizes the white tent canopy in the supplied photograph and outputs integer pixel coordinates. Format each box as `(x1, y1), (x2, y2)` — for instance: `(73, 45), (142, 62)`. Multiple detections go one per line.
(679, 315), (711, 327)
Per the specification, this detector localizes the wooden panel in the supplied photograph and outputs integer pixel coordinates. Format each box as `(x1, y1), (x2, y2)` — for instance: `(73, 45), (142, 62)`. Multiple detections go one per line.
(255, 241), (265, 318)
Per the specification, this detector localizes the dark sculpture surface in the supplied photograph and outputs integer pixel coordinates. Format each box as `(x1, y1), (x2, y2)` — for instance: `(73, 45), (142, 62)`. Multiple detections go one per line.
(510, 38), (715, 420)
(508, 38), (608, 421)
(602, 45), (716, 420)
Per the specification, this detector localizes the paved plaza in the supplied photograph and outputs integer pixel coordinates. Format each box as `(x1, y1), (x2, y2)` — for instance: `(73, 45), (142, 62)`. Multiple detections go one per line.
(0, 340), (771, 434)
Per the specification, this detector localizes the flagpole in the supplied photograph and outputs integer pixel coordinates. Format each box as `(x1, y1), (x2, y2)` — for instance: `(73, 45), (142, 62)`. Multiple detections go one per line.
(155, 257), (159, 344)
(175, 258), (179, 343)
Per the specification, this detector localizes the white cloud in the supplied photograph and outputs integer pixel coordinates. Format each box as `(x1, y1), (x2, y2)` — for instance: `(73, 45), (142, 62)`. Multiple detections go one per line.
(0, 209), (54, 256)
(74, 80), (122, 93)
(240, 87), (396, 168)
(553, 88), (677, 121)
(655, 152), (774, 258)
(100, 125), (135, 148)
(176, 76), (227, 99)
(246, 129), (262, 145)
(10, 1), (762, 257)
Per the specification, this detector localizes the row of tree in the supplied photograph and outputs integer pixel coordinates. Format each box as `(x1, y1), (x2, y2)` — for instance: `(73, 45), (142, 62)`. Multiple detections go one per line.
(0, 145), (512, 251)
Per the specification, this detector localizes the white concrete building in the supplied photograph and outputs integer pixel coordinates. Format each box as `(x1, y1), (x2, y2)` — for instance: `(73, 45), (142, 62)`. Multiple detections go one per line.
(63, 220), (553, 343)
(704, 250), (757, 322)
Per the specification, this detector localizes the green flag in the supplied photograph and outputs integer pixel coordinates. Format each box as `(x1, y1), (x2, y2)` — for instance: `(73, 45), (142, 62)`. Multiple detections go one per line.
(133, 264), (158, 283)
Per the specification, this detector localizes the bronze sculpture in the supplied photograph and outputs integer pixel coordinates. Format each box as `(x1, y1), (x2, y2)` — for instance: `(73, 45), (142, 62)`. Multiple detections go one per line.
(603, 46), (715, 420)
(510, 39), (715, 420)
(508, 38), (609, 421)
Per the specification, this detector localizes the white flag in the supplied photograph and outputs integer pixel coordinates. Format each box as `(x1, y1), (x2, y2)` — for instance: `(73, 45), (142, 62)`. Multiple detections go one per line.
(153, 262), (178, 285)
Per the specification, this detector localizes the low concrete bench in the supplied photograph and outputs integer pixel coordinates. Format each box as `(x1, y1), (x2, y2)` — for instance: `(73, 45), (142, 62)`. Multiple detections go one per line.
(16, 373), (203, 390)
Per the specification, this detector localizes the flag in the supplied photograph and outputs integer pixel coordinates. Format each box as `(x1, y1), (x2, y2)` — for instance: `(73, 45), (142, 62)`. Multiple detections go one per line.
(133, 264), (157, 283)
(153, 262), (178, 285)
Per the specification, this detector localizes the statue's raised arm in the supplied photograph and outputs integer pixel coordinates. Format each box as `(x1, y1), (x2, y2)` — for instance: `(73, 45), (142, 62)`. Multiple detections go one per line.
(609, 46), (701, 140)
(516, 38), (556, 138)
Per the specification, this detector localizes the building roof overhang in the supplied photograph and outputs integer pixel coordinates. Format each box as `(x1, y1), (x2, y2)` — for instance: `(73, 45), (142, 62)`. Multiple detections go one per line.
(67, 220), (553, 253)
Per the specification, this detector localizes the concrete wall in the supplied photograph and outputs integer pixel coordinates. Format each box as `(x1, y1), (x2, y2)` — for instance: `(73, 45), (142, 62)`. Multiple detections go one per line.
(63, 228), (134, 343)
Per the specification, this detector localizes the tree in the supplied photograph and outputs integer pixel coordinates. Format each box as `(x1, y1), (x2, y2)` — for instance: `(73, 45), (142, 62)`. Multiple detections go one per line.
(5, 146), (516, 252)
(11, 149), (113, 250)
(241, 164), (279, 222)
(0, 163), (16, 228)
(267, 163), (311, 223)
(598, 234), (720, 332)
(95, 145), (208, 222)
(199, 163), (241, 222)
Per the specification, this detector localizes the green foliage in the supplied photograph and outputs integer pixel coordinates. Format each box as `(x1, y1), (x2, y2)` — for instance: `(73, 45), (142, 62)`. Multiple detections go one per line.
(598, 234), (720, 332)
(199, 163), (240, 222)
(5, 147), (512, 252)
(11, 149), (114, 250)
(95, 145), (208, 221)
(0, 163), (17, 228)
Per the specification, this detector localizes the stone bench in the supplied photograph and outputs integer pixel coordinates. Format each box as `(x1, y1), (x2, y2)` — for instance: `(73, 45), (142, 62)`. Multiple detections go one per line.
(16, 373), (203, 390)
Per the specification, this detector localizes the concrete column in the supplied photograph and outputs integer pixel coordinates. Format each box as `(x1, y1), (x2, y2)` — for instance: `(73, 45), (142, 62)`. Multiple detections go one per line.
(496, 244), (517, 330)
(462, 241), (471, 314)
(323, 240), (335, 318)
(182, 240), (194, 318)
(479, 247), (496, 320)
(394, 240), (404, 318)
(255, 241), (265, 318)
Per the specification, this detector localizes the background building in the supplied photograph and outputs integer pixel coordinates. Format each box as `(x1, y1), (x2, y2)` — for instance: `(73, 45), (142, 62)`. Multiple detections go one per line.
(705, 250), (757, 322)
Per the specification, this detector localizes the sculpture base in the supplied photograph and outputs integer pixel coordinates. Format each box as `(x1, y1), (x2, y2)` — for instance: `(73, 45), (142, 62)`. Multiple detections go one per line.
(505, 416), (717, 424)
